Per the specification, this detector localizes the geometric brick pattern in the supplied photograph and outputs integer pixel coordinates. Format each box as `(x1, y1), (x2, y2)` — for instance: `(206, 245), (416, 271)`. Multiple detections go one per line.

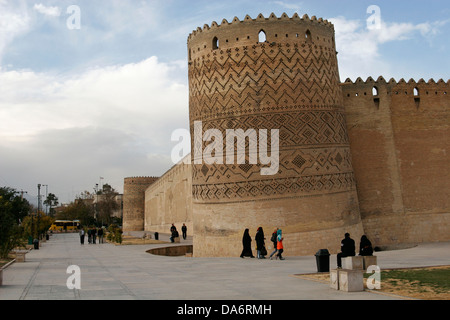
(188, 15), (356, 203)
(192, 146), (355, 202)
(189, 42), (343, 121)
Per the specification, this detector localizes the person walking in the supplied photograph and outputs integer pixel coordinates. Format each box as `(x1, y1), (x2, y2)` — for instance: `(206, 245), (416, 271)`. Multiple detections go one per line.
(255, 227), (266, 259)
(269, 228), (278, 260)
(92, 227), (97, 244)
(276, 229), (285, 260)
(337, 233), (356, 268)
(88, 228), (92, 244)
(182, 223), (187, 240)
(79, 228), (85, 245)
(240, 229), (255, 258)
(98, 227), (104, 244)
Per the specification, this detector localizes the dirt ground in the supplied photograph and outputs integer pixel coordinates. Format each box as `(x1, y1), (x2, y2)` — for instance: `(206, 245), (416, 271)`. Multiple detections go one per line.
(295, 266), (450, 300)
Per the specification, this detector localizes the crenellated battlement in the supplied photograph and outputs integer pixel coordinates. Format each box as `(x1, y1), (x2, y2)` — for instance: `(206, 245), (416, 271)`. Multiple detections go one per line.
(342, 76), (450, 86)
(188, 13), (334, 39)
(187, 13), (336, 61)
(341, 76), (449, 100)
(124, 176), (159, 181)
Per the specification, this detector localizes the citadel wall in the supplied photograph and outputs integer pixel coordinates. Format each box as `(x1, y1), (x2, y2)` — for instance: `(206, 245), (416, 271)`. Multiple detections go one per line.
(188, 13), (364, 257)
(144, 157), (193, 235)
(342, 77), (450, 245)
(122, 13), (450, 257)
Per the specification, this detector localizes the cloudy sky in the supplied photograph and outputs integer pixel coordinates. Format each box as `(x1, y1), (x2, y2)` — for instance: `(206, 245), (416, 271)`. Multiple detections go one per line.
(0, 0), (449, 205)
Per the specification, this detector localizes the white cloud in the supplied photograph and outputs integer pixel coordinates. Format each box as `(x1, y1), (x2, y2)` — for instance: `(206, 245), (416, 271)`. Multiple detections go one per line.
(0, 56), (189, 202)
(330, 16), (449, 81)
(0, 57), (188, 140)
(33, 3), (61, 17)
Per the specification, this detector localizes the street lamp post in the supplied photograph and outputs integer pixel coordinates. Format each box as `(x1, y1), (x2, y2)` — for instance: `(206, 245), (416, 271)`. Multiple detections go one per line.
(42, 184), (48, 214)
(35, 184), (41, 249)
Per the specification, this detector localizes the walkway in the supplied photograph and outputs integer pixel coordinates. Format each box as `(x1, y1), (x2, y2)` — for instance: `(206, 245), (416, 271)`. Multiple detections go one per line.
(1, 233), (449, 300)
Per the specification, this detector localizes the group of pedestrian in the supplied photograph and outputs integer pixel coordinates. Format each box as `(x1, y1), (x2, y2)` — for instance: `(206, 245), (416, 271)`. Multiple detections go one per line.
(240, 228), (374, 264)
(337, 233), (374, 268)
(79, 226), (105, 245)
(240, 227), (285, 260)
(170, 223), (188, 243)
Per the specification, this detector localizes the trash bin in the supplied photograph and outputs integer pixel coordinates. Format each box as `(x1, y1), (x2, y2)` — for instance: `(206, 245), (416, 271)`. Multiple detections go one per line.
(33, 239), (39, 250)
(154, 232), (159, 240)
(315, 249), (330, 273)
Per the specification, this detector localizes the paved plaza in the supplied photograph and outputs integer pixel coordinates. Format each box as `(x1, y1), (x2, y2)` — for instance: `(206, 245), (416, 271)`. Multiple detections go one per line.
(1, 233), (450, 300)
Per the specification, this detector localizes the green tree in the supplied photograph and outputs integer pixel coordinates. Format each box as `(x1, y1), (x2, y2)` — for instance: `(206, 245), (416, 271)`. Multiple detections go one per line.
(96, 184), (120, 226)
(0, 187), (31, 259)
(0, 187), (32, 224)
(57, 200), (95, 226)
(43, 193), (59, 217)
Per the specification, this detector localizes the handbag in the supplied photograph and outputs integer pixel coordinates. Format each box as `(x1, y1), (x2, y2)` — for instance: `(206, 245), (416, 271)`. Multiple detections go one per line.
(261, 246), (268, 256)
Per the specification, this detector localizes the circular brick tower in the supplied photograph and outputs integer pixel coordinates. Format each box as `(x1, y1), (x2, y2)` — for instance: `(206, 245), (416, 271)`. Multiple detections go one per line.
(123, 177), (158, 232)
(188, 13), (364, 257)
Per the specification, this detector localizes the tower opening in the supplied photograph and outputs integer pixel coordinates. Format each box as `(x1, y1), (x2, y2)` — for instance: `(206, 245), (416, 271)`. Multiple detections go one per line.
(212, 37), (219, 50)
(258, 30), (267, 43)
(372, 86), (379, 96)
(305, 29), (312, 40)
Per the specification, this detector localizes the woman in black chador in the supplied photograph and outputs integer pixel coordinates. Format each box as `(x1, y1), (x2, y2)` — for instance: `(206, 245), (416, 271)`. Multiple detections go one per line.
(359, 235), (374, 256)
(240, 229), (255, 258)
(255, 227), (266, 259)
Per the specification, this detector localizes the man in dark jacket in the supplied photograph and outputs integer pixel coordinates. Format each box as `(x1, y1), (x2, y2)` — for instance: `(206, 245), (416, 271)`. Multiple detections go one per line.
(337, 233), (356, 268)
(182, 224), (187, 240)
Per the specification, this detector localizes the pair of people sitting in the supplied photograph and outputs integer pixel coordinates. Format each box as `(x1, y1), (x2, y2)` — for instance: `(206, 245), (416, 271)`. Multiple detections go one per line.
(337, 233), (373, 268)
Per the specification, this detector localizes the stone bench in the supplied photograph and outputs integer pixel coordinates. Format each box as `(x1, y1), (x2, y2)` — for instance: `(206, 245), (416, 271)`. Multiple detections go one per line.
(342, 256), (378, 271)
(330, 269), (364, 292)
(14, 251), (28, 263)
(174, 237), (181, 243)
(362, 256), (378, 270)
(338, 269), (364, 292)
(342, 256), (364, 270)
(331, 256), (379, 292)
(330, 269), (340, 290)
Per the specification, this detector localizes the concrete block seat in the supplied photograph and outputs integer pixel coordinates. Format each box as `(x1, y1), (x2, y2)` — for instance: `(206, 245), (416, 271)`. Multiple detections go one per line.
(339, 269), (364, 292)
(342, 256), (364, 270)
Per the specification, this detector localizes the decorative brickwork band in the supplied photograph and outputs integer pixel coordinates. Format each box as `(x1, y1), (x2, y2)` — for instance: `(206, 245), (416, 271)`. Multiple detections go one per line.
(188, 13), (364, 257)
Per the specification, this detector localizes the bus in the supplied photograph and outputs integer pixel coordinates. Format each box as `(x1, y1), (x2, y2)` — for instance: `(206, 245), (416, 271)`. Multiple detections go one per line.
(49, 220), (81, 232)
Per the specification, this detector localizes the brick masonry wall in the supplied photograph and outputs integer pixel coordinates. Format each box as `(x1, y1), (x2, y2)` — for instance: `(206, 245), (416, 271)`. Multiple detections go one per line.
(144, 159), (193, 235)
(342, 77), (450, 246)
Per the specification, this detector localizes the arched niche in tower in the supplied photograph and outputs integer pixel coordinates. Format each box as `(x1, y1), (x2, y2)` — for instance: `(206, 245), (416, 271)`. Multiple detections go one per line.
(258, 30), (267, 43)
(305, 29), (312, 42)
(212, 37), (219, 50)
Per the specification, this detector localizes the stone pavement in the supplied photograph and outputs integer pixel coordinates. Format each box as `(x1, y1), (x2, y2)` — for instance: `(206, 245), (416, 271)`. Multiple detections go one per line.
(1, 233), (449, 300)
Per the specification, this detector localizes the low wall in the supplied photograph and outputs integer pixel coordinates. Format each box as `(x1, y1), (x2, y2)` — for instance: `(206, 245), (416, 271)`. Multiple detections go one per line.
(147, 245), (193, 257)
